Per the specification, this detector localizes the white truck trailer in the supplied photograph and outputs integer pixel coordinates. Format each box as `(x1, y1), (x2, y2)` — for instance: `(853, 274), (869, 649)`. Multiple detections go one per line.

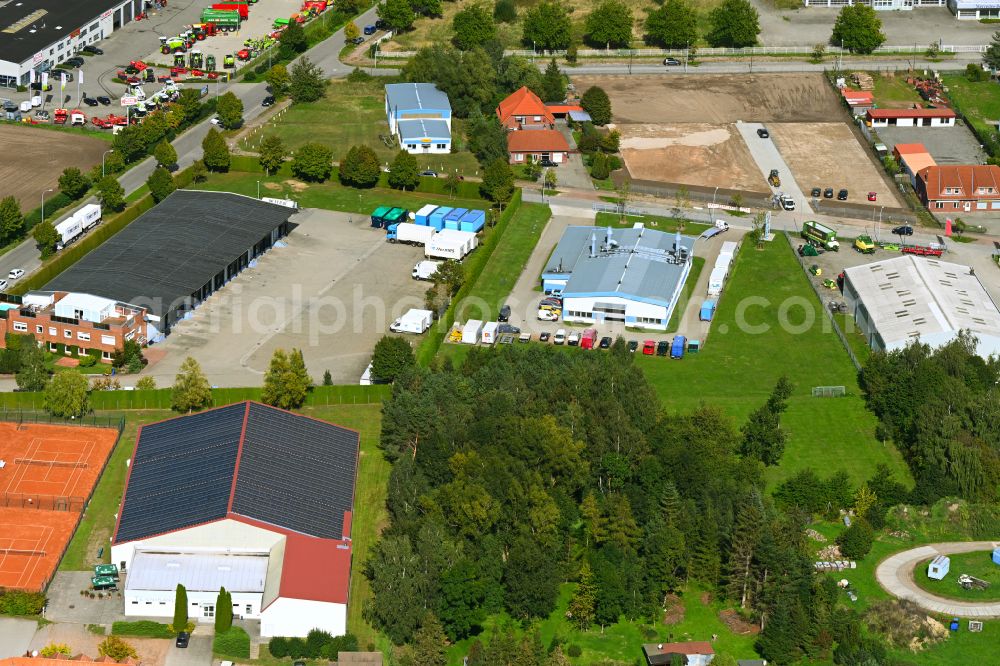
(412, 260), (442, 280)
(708, 266), (727, 297)
(462, 319), (484, 344)
(389, 308), (434, 334)
(387, 222), (436, 245)
(426, 229), (479, 261)
(55, 219), (83, 250)
(75, 204), (102, 231)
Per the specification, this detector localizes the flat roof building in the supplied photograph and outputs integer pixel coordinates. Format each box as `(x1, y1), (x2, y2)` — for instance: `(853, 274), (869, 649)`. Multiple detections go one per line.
(866, 107), (956, 128)
(111, 401), (360, 638)
(44, 190), (294, 338)
(385, 83), (452, 154)
(542, 225), (695, 331)
(0, 0), (144, 88)
(843, 255), (1000, 358)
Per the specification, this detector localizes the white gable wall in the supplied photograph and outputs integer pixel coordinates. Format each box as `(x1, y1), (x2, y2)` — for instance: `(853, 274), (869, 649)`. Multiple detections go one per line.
(261, 597), (347, 638)
(111, 519), (284, 572)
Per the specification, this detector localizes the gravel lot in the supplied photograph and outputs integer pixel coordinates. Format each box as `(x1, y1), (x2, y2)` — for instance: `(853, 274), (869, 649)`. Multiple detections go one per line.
(877, 124), (988, 166)
(147, 208), (428, 387)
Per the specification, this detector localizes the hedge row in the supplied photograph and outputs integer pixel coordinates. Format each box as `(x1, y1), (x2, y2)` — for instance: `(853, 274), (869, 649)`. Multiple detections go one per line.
(213, 626), (251, 659)
(415, 187), (523, 365)
(0, 589), (46, 616)
(111, 620), (174, 638)
(268, 631), (358, 659)
(0, 383), (391, 411)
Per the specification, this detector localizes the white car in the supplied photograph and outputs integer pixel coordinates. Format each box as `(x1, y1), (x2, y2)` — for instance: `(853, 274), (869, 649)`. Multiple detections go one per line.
(0, 279), (8, 291)
(537, 308), (559, 321)
(8, 268), (24, 280)
(553, 328), (567, 345)
(210, 117), (221, 125)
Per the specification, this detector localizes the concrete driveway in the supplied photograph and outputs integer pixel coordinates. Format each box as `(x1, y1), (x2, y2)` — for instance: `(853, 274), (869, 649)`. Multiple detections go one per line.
(735, 121), (809, 213)
(875, 541), (1000, 617)
(0, 617), (37, 658)
(44, 571), (125, 624)
(554, 122), (595, 191)
(165, 633), (212, 666)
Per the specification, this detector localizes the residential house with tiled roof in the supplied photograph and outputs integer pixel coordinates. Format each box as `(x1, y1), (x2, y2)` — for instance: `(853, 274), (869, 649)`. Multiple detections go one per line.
(110, 402), (360, 638)
(496, 86), (555, 130)
(915, 164), (1000, 213)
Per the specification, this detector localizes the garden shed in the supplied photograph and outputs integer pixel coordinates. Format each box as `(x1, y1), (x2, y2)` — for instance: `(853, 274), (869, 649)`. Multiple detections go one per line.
(928, 555), (950, 580)
(992, 548), (1000, 566)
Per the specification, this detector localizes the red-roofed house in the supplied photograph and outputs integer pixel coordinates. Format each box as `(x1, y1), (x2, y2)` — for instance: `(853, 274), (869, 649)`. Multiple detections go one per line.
(110, 402), (360, 637)
(916, 164), (1000, 212)
(507, 129), (571, 165)
(841, 88), (874, 116)
(497, 86), (555, 129)
(866, 107), (956, 128)
(642, 642), (715, 666)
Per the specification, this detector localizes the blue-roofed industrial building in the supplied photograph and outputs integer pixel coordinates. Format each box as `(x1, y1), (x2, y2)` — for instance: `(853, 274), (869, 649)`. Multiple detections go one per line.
(541, 225), (696, 331)
(385, 83), (452, 154)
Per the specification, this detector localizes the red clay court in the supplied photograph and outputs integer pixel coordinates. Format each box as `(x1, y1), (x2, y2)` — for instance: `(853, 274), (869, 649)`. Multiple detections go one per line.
(0, 421), (119, 592)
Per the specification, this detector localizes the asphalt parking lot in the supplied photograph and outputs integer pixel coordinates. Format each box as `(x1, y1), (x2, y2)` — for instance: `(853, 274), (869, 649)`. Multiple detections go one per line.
(148, 208), (428, 387)
(877, 124), (988, 166)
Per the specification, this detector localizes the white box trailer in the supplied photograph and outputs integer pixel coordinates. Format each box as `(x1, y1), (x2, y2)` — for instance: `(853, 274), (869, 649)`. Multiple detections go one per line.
(481, 321), (499, 345)
(55, 218), (83, 250)
(714, 253), (733, 272)
(389, 222), (437, 245)
(412, 260), (442, 280)
(426, 229), (479, 260)
(708, 266), (727, 297)
(461, 319), (484, 344)
(389, 308), (433, 334)
(75, 204), (101, 231)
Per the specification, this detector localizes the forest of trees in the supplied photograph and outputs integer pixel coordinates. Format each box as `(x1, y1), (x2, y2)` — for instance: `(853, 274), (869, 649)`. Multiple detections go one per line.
(364, 344), (911, 665)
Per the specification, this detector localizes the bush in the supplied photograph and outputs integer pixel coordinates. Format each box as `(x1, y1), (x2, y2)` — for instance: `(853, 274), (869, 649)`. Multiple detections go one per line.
(0, 589), (46, 615)
(243, 72), (258, 82)
(78, 354), (97, 368)
(213, 626), (251, 659)
(268, 636), (289, 658)
(567, 644), (582, 657)
(111, 620), (174, 638)
(286, 637), (307, 659)
(39, 643), (71, 657)
(837, 519), (875, 560)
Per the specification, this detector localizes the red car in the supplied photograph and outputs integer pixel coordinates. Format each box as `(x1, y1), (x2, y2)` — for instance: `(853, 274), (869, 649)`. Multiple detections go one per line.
(867, 191), (877, 201)
(642, 340), (656, 355)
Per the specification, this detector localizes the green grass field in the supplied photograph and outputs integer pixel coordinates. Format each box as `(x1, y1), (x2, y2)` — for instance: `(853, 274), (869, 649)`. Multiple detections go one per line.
(871, 74), (926, 107)
(636, 233), (910, 489)
(940, 74), (1000, 146)
(594, 211), (711, 234)
(667, 256), (705, 332)
(914, 551), (1000, 601)
(246, 79), (480, 175)
(189, 170), (486, 215)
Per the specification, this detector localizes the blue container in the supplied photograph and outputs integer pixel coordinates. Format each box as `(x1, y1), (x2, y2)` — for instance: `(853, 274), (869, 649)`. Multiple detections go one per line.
(428, 206), (451, 231)
(415, 205), (438, 226)
(459, 209), (485, 233)
(444, 208), (467, 231)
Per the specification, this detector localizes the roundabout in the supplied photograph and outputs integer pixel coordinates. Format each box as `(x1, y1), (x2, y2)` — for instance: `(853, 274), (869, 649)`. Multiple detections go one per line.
(876, 541), (1000, 617)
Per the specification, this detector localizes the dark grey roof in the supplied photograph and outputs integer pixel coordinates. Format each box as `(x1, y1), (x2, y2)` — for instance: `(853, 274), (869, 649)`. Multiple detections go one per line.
(114, 402), (360, 544)
(0, 0), (122, 65)
(397, 119), (450, 141)
(545, 226), (695, 306)
(45, 191), (293, 319)
(384, 83), (450, 113)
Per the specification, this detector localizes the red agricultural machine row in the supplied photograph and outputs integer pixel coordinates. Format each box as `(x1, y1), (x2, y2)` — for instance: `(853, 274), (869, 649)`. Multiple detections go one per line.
(52, 108), (88, 126)
(91, 114), (131, 129)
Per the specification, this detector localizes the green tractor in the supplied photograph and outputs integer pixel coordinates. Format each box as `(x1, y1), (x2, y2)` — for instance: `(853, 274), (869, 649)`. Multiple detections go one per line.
(206, 54), (216, 72)
(173, 53), (186, 68)
(189, 50), (203, 69)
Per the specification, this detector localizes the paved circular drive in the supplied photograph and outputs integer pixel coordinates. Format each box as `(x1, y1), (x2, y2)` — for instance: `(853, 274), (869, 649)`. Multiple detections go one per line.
(875, 541), (1000, 617)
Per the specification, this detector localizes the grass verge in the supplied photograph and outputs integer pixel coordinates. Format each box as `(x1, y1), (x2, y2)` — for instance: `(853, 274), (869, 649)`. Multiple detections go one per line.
(666, 256), (705, 333)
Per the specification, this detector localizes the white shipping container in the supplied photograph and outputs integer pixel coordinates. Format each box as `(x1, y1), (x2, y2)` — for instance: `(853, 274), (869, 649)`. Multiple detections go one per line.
(708, 266), (727, 297)
(74, 203), (102, 230)
(481, 321), (499, 345)
(461, 319), (484, 344)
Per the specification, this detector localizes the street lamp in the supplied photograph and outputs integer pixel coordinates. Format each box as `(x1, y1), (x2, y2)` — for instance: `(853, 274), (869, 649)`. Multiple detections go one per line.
(41, 188), (54, 228)
(257, 181), (261, 199)
(102, 149), (115, 178)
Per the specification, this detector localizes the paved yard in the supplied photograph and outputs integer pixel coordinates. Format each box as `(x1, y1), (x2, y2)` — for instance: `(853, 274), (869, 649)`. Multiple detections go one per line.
(0, 617), (37, 658)
(877, 125), (988, 166)
(44, 571), (125, 625)
(147, 208), (428, 386)
(165, 633), (212, 666)
(30, 623), (171, 666)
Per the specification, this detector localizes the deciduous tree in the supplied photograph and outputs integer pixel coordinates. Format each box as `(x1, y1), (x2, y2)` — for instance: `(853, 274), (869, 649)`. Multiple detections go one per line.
(436, 559), (486, 640)
(494, 0), (517, 23)
(388, 149), (420, 190)
(291, 142), (334, 182)
(16, 340), (48, 392)
(832, 4), (886, 54)
(480, 158), (514, 205)
(58, 167), (90, 200)
(96, 176), (125, 212)
(522, 1), (572, 51)
(146, 166), (176, 203)
(453, 4), (496, 50)
(43, 371), (90, 418)
(585, 0), (633, 48)
(339, 144), (381, 188)
(581, 86), (612, 125)
(265, 64), (290, 97)
(289, 57), (327, 103)
(279, 20), (308, 58)
(32, 220), (59, 258)
(259, 135), (287, 175)
(645, 0), (698, 49)
(216, 91), (244, 129)
(706, 0), (759, 48)
(153, 140), (178, 169)
(411, 613), (449, 666)
(0, 195), (24, 244)
(378, 0), (416, 32)
(344, 22), (361, 41)
(261, 348), (311, 409)
(372, 335), (415, 381)
(171, 357), (213, 413)
(201, 128), (231, 172)
(97, 636), (137, 661)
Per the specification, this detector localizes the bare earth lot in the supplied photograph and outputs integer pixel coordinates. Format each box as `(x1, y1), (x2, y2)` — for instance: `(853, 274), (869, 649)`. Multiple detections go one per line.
(573, 73), (843, 124)
(770, 123), (905, 208)
(0, 125), (107, 205)
(619, 123), (763, 191)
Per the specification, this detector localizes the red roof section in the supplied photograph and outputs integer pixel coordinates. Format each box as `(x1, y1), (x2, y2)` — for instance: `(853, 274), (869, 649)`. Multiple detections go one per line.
(917, 164), (1000, 200)
(841, 89), (874, 105)
(545, 104), (584, 114)
(496, 86), (553, 128)
(278, 532), (353, 604)
(507, 129), (571, 153)
(644, 641), (715, 655)
(867, 107), (955, 120)
(893, 142), (929, 155)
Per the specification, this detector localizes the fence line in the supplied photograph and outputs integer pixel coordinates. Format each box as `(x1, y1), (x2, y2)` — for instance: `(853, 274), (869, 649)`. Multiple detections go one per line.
(379, 44), (986, 60)
(783, 231), (861, 371)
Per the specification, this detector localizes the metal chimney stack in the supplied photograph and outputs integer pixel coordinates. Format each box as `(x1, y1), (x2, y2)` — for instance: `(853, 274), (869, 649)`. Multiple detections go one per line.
(590, 232), (597, 258)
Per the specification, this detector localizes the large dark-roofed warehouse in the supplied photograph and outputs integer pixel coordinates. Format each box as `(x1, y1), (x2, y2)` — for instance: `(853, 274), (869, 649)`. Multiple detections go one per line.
(45, 190), (294, 337)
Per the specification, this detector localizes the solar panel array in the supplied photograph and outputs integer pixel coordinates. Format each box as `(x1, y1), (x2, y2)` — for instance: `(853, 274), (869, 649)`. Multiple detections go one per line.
(114, 403), (246, 543)
(232, 403), (359, 539)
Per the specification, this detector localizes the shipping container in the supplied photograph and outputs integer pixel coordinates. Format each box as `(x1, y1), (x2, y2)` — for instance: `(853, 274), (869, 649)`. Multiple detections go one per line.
(462, 319), (484, 344)
(414, 204), (438, 226)
(428, 206), (451, 231)
(370, 206), (391, 228)
(458, 209), (485, 233)
(443, 208), (467, 231)
(481, 321), (499, 345)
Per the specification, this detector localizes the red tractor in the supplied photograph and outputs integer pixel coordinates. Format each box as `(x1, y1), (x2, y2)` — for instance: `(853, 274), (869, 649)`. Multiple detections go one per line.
(236, 49), (251, 60)
(91, 117), (111, 128)
(53, 108), (69, 124)
(170, 66), (188, 77)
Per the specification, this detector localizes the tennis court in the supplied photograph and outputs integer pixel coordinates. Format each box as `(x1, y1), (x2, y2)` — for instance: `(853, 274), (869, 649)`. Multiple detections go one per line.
(0, 422), (120, 591)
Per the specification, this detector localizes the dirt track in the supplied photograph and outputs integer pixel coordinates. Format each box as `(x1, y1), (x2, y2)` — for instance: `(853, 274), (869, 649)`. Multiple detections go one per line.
(0, 125), (108, 207)
(573, 73), (843, 124)
(770, 123), (905, 208)
(619, 123), (763, 192)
